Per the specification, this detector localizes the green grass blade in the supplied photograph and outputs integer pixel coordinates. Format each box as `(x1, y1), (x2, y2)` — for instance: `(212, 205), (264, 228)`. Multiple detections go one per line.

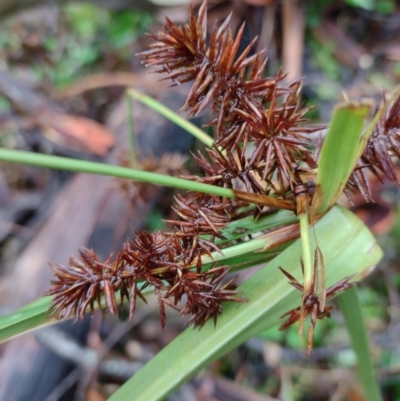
(0, 297), (53, 342)
(107, 206), (383, 401)
(0, 148), (234, 198)
(311, 101), (372, 215)
(127, 88), (214, 147)
(311, 101), (383, 401)
(216, 248), (281, 269)
(337, 287), (383, 401)
(0, 149), (295, 211)
(125, 91), (137, 167)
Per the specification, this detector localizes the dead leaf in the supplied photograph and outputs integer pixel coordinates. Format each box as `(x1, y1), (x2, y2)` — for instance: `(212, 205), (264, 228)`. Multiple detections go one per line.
(38, 111), (115, 156)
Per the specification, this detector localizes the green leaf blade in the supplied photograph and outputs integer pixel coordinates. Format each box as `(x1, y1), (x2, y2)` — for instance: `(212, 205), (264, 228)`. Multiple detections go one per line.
(0, 148), (234, 198)
(312, 101), (372, 214)
(127, 88), (214, 148)
(338, 287), (383, 401)
(0, 297), (53, 342)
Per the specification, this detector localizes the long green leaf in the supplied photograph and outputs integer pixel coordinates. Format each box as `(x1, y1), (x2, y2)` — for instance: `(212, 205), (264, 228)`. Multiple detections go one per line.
(0, 149), (295, 210)
(125, 91), (137, 167)
(0, 297), (53, 342)
(314, 100), (383, 400)
(0, 148), (233, 197)
(108, 206), (383, 401)
(216, 209), (297, 245)
(338, 287), (383, 401)
(311, 101), (372, 215)
(127, 88), (214, 147)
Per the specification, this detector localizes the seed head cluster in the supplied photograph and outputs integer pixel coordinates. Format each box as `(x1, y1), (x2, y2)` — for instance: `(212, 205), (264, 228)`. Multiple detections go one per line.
(347, 95), (400, 201)
(140, 1), (321, 197)
(48, 192), (245, 327)
(47, 1), (400, 328)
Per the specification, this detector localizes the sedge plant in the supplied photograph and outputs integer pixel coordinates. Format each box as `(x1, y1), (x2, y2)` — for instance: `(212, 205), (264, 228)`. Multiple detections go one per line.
(1, 2), (400, 400)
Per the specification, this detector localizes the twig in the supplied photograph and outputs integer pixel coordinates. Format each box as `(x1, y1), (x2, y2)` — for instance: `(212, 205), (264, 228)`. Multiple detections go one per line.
(37, 308), (152, 400)
(44, 369), (84, 401)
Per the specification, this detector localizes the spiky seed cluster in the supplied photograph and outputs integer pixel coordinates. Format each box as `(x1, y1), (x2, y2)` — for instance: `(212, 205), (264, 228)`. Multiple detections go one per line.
(365, 96), (400, 183)
(48, 0), (400, 331)
(347, 95), (400, 202)
(165, 265), (241, 326)
(140, 1), (280, 123)
(140, 1), (321, 198)
(167, 193), (228, 236)
(47, 192), (246, 327)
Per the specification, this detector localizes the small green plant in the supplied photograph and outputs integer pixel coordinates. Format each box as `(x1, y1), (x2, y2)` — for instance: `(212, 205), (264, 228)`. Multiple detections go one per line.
(1, 1), (399, 400)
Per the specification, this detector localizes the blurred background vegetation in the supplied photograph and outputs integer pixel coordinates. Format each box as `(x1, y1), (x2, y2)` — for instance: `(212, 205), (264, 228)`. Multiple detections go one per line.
(1, 1), (400, 400)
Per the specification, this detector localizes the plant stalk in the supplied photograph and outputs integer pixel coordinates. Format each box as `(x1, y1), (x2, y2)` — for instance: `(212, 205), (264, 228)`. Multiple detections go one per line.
(125, 90), (137, 167)
(337, 286), (383, 401)
(296, 191), (313, 295)
(296, 190), (313, 337)
(299, 212), (312, 294)
(127, 88), (215, 148)
(0, 148), (295, 210)
(151, 223), (301, 275)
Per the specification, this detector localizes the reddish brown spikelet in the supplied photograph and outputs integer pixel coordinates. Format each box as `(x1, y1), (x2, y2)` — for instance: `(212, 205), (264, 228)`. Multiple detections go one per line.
(47, 191), (245, 327)
(140, 2), (321, 198)
(239, 83), (319, 195)
(140, 2), (208, 86)
(167, 265), (247, 327)
(192, 146), (267, 195)
(140, 1), (279, 124)
(348, 94), (400, 201)
(166, 193), (229, 236)
(365, 95), (400, 184)
(47, 248), (131, 321)
(278, 265), (355, 356)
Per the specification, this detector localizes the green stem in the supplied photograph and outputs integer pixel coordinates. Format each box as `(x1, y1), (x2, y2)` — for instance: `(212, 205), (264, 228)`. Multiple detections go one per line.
(152, 236), (274, 275)
(216, 208), (297, 245)
(0, 149), (296, 210)
(281, 365), (295, 401)
(127, 88), (214, 148)
(337, 286), (383, 401)
(151, 221), (299, 275)
(0, 148), (234, 198)
(299, 211), (312, 294)
(125, 91), (136, 167)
